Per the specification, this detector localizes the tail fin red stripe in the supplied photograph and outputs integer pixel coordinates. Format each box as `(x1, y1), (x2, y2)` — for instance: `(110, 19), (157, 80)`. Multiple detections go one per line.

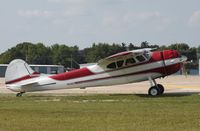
(6, 72), (39, 84)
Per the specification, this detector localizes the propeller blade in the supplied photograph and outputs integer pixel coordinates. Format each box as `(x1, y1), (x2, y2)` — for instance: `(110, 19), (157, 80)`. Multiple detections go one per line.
(180, 55), (187, 62)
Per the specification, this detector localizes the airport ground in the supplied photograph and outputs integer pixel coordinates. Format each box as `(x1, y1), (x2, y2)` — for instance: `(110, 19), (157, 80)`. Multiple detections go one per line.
(0, 76), (200, 131)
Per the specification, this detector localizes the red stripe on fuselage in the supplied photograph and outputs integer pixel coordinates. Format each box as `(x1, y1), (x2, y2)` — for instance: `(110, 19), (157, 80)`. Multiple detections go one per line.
(6, 73), (39, 84)
(49, 68), (94, 81)
(74, 63), (181, 84)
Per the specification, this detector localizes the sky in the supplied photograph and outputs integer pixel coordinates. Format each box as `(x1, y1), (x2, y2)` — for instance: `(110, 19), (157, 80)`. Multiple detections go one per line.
(0, 0), (200, 53)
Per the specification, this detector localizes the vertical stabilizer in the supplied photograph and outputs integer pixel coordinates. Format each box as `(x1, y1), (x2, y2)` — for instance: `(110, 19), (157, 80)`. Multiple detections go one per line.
(5, 59), (36, 84)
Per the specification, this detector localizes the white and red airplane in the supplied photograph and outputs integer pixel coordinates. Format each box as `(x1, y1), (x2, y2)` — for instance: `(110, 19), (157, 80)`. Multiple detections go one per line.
(5, 48), (187, 97)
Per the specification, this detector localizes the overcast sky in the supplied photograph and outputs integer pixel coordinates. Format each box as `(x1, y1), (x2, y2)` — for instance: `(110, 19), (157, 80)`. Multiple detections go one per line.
(0, 0), (200, 53)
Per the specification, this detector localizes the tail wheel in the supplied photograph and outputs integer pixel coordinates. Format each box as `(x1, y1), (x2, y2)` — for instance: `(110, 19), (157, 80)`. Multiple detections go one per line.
(157, 84), (164, 94)
(16, 93), (22, 97)
(148, 86), (160, 96)
(16, 92), (25, 97)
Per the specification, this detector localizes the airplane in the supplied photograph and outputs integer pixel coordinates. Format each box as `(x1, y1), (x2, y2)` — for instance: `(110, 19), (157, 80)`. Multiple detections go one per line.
(5, 48), (187, 97)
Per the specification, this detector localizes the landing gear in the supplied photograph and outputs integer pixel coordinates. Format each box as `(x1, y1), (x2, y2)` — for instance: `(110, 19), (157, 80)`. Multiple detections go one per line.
(148, 86), (160, 96)
(157, 84), (164, 94)
(16, 92), (25, 97)
(148, 77), (165, 96)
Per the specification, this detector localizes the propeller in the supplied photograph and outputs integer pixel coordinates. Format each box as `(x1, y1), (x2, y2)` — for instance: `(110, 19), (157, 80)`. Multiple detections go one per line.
(180, 55), (187, 77)
(180, 55), (187, 62)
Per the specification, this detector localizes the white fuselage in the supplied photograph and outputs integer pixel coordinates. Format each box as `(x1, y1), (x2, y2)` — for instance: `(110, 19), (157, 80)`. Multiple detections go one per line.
(6, 57), (181, 93)
(6, 49), (185, 93)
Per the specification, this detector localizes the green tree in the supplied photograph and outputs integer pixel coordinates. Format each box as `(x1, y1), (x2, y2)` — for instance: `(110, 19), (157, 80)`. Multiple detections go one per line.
(0, 42), (34, 63)
(168, 43), (189, 51)
(51, 44), (80, 68)
(141, 41), (149, 48)
(84, 43), (125, 63)
(32, 43), (52, 64)
(197, 45), (200, 60)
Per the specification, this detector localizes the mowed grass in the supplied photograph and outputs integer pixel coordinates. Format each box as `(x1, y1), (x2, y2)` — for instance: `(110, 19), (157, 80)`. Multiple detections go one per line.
(0, 94), (200, 131)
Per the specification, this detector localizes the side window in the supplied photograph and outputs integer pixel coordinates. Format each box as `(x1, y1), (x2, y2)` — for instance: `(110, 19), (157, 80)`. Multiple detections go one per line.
(116, 60), (124, 68)
(125, 58), (136, 65)
(143, 52), (150, 59)
(136, 55), (146, 62)
(107, 62), (116, 69)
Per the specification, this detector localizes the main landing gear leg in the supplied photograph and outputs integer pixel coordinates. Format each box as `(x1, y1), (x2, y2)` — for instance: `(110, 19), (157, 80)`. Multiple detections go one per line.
(16, 92), (25, 97)
(148, 77), (165, 96)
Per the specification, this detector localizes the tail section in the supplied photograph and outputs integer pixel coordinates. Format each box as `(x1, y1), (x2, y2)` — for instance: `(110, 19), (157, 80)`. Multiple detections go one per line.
(5, 59), (38, 84)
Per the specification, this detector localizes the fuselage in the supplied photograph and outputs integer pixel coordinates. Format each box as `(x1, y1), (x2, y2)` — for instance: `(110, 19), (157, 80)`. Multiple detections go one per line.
(6, 50), (183, 93)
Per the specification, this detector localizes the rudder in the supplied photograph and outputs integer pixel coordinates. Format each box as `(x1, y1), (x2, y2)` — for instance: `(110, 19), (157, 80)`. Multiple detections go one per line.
(5, 59), (36, 84)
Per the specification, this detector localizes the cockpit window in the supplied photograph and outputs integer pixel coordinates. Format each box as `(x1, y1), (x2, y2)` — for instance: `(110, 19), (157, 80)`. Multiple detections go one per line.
(116, 60), (124, 68)
(136, 55), (146, 62)
(143, 52), (150, 59)
(107, 62), (116, 69)
(125, 58), (136, 65)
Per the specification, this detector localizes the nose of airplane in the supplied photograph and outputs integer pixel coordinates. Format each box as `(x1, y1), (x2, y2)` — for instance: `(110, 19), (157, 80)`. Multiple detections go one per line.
(172, 50), (181, 58)
(163, 49), (187, 62)
(172, 50), (187, 63)
(163, 50), (187, 75)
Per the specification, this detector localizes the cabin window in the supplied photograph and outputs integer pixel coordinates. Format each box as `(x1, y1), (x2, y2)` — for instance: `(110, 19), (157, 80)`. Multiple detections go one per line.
(143, 52), (150, 59)
(107, 62), (116, 69)
(136, 55), (146, 62)
(125, 58), (136, 65)
(116, 60), (124, 68)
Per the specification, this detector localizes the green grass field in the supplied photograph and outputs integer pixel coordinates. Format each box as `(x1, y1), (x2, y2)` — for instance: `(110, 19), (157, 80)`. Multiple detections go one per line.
(0, 93), (200, 131)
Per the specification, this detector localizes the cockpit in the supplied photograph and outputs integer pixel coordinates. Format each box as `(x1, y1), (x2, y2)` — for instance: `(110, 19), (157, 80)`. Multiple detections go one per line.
(106, 53), (149, 69)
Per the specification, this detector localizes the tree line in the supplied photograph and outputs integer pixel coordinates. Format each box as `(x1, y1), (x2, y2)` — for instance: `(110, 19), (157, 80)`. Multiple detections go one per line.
(0, 42), (199, 69)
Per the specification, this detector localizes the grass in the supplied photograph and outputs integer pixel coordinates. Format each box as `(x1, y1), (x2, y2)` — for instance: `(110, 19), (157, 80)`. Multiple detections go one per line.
(0, 93), (200, 131)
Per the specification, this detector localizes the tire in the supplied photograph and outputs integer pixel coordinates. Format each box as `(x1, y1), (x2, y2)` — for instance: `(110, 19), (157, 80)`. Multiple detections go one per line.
(157, 84), (164, 94)
(16, 93), (22, 97)
(16, 92), (24, 97)
(148, 86), (160, 96)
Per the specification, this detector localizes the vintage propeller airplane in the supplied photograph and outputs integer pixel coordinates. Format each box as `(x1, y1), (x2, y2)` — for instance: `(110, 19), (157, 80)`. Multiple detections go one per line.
(5, 48), (187, 97)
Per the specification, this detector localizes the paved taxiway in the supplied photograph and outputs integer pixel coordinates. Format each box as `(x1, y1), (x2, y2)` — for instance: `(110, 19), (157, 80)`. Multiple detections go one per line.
(0, 76), (199, 95)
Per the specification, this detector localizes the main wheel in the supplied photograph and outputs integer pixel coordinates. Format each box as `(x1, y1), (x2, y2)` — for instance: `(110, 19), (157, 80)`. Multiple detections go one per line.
(148, 86), (160, 96)
(157, 84), (164, 94)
